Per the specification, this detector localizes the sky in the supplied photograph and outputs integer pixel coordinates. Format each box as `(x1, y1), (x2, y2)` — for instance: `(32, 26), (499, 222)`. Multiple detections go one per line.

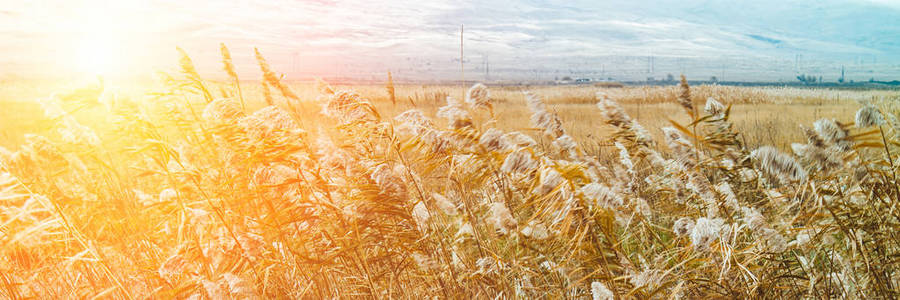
(2, 0), (900, 82)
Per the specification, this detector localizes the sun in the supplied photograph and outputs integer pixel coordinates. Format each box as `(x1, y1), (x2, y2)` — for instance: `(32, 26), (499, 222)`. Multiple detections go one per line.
(75, 35), (123, 77)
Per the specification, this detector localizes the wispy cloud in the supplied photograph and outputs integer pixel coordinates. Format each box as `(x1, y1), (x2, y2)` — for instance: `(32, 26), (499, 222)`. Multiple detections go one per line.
(1, 0), (898, 81)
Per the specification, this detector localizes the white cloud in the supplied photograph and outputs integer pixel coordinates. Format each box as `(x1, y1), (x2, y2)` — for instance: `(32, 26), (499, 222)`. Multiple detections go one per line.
(1, 0), (898, 81)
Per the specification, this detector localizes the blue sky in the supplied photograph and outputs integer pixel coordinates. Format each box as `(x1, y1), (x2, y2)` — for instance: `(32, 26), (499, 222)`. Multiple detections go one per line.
(2, 0), (899, 82)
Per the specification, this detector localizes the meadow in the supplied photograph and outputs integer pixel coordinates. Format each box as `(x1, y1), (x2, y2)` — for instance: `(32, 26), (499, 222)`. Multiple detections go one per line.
(0, 47), (899, 298)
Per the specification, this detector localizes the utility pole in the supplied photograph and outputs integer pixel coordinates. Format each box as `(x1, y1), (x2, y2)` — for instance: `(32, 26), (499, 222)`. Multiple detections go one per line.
(460, 24), (464, 87)
(840, 65), (845, 83)
(721, 63), (725, 82)
(483, 54), (490, 82)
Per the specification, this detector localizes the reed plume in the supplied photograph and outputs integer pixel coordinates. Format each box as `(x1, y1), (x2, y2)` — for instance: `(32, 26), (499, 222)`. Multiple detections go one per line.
(386, 71), (396, 105)
(5, 48), (900, 299)
(220, 43), (245, 111)
(855, 105), (884, 127)
(254, 48), (299, 100)
(176, 46), (213, 101)
(677, 74), (694, 117)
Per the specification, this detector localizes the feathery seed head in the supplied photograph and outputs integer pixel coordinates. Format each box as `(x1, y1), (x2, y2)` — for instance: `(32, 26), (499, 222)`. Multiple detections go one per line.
(159, 188), (178, 203)
(790, 143), (809, 158)
(690, 217), (724, 251)
(524, 91), (546, 113)
(596, 95), (646, 142)
(59, 118), (101, 146)
(615, 142), (634, 172)
(255, 48), (299, 100)
(765, 189), (786, 202)
(315, 78), (335, 95)
(386, 71), (396, 104)
(591, 281), (614, 300)
(662, 127), (697, 169)
(476, 257), (498, 274)
(478, 128), (507, 152)
(394, 109), (431, 126)
(465, 83), (491, 110)
(530, 110), (565, 138)
(322, 90), (378, 123)
(630, 122), (654, 145)
(552, 135), (578, 158)
(739, 168), (758, 182)
(421, 130), (453, 154)
(741, 207), (766, 232)
(131, 189), (159, 206)
(720, 158), (736, 170)
(412, 253), (437, 271)
(371, 163), (407, 200)
(432, 193), (458, 216)
(581, 182), (624, 209)
(394, 109), (434, 136)
(800, 125), (826, 148)
(521, 220), (550, 240)
(501, 149), (538, 175)
(437, 96), (472, 129)
(750, 146), (807, 184)
(855, 105), (884, 127)
(219, 43), (238, 80)
(456, 222), (474, 240)
(793, 141), (844, 172)
(239, 106), (305, 141)
(261, 80), (274, 106)
(633, 197), (653, 218)
(412, 201), (430, 231)
(793, 232), (811, 247)
(704, 97), (725, 117)
(38, 97), (101, 146)
(813, 119), (849, 148)
(597, 96), (629, 125)
(22, 134), (67, 168)
(501, 132), (537, 150)
(221, 273), (258, 299)
(202, 279), (227, 299)
(677, 74), (694, 115)
(251, 164), (298, 188)
(488, 202), (517, 235)
(525, 92), (565, 137)
(37, 97), (66, 119)
(203, 98), (243, 124)
(176, 47), (200, 79)
(715, 182), (739, 211)
(673, 217), (695, 236)
(536, 165), (564, 195)
(759, 228), (787, 253)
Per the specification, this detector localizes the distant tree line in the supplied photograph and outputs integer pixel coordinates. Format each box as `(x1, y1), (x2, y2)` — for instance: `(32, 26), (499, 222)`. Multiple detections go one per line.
(796, 74), (823, 84)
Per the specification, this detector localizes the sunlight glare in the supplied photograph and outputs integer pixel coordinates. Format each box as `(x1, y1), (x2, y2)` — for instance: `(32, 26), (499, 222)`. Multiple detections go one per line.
(75, 35), (122, 76)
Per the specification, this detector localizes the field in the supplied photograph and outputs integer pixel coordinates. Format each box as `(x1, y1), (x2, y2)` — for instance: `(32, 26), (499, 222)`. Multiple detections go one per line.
(1, 50), (899, 299)
(3, 80), (887, 152)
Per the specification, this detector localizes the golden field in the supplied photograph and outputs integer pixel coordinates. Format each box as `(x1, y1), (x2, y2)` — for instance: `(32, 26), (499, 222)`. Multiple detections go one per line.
(0, 49), (899, 299)
(3, 80), (888, 152)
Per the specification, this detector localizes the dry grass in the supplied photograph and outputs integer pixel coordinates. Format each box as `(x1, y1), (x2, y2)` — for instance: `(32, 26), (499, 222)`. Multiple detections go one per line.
(0, 47), (899, 299)
(0, 81), (873, 152)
